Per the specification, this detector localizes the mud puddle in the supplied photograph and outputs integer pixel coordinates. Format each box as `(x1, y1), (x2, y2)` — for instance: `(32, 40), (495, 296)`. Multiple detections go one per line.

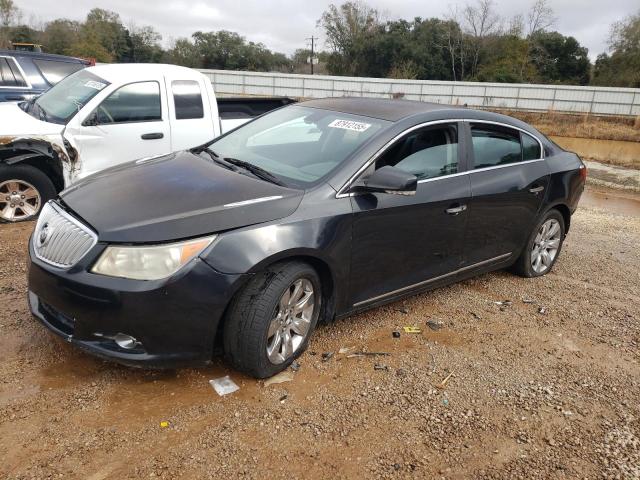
(580, 185), (640, 218)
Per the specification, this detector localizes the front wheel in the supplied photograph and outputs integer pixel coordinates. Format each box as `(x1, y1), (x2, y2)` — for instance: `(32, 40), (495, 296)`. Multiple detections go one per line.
(0, 164), (56, 223)
(223, 261), (321, 378)
(513, 209), (566, 278)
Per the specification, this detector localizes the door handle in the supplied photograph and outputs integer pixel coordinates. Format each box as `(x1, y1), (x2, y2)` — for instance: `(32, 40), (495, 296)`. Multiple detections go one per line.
(6, 95), (25, 101)
(445, 204), (467, 215)
(141, 132), (164, 140)
(529, 185), (545, 194)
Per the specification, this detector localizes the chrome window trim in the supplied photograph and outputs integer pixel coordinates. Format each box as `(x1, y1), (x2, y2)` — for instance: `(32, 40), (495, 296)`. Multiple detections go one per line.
(352, 252), (512, 308)
(335, 118), (545, 198)
(224, 195), (283, 208)
(0, 55), (32, 89)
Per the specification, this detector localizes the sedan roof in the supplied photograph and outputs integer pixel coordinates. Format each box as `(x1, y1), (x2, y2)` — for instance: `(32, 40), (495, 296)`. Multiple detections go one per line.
(299, 97), (463, 122)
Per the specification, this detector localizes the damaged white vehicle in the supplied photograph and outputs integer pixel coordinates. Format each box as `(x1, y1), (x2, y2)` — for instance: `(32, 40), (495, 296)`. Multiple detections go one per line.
(0, 63), (293, 222)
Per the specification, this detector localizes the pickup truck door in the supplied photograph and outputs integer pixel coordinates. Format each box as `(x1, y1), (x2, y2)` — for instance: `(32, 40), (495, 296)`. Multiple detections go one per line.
(163, 72), (217, 151)
(64, 80), (171, 180)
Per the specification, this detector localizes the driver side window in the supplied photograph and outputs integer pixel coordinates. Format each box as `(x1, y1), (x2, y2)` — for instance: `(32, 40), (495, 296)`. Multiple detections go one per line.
(376, 124), (458, 180)
(94, 81), (161, 124)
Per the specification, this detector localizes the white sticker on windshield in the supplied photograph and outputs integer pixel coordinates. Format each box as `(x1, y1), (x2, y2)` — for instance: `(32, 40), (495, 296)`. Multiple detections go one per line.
(84, 80), (107, 90)
(328, 119), (371, 132)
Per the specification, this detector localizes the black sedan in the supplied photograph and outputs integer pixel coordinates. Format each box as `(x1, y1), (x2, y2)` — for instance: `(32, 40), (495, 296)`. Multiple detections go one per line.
(27, 98), (586, 378)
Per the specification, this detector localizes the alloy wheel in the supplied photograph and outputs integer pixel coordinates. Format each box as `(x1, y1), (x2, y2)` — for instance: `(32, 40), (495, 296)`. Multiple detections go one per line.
(266, 278), (315, 364)
(531, 218), (561, 274)
(0, 180), (41, 222)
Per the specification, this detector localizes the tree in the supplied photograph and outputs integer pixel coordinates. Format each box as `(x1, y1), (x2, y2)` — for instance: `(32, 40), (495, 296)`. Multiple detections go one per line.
(529, 31), (590, 84)
(165, 38), (200, 67)
(463, 0), (502, 78)
(318, 1), (380, 75)
(592, 11), (640, 87)
(41, 19), (81, 55)
(0, 0), (20, 48)
(81, 8), (128, 61)
(129, 24), (163, 63)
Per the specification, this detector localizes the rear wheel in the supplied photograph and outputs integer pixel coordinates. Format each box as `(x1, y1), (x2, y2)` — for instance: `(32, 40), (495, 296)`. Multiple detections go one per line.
(223, 261), (321, 378)
(0, 164), (56, 222)
(513, 209), (565, 278)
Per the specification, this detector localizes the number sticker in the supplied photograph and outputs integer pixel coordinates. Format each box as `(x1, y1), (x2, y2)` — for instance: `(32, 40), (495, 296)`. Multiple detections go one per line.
(328, 119), (371, 132)
(84, 80), (106, 90)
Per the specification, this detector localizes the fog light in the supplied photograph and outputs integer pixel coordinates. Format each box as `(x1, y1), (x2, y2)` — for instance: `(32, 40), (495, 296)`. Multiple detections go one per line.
(114, 333), (139, 350)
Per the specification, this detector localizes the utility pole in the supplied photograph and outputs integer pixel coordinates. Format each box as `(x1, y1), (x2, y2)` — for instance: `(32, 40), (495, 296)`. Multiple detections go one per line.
(306, 36), (318, 75)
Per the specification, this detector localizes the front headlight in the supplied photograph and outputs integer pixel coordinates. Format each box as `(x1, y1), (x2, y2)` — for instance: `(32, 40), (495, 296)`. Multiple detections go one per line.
(91, 236), (216, 280)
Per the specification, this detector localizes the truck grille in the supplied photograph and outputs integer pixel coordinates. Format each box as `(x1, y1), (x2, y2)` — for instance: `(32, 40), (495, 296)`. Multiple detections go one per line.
(33, 201), (97, 268)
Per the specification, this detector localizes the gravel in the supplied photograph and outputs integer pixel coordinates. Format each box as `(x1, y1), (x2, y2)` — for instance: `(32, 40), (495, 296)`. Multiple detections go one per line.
(0, 188), (639, 479)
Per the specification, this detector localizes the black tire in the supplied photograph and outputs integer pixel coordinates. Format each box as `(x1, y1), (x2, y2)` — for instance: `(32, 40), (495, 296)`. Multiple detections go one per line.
(512, 209), (566, 278)
(223, 261), (322, 378)
(0, 164), (56, 223)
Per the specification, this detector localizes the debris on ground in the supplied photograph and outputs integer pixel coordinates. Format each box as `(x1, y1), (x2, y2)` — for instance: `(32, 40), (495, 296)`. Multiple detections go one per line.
(321, 352), (334, 361)
(290, 361), (301, 372)
(264, 371), (294, 387)
(538, 307), (547, 315)
(426, 320), (444, 331)
(494, 300), (513, 306)
(160, 421), (170, 428)
(374, 364), (389, 371)
(392, 331), (401, 338)
(338, 346), (355, 354)
(522, 298), (536, 304)
(279, 394), (288, 403)
(471, 312), (481, 320)
(209, 376), (240, 396)
(403, 326), (421, 333)
(395, 307), (409, 314)
(436, 372), (454, 390)
(345, 352), (391, 359)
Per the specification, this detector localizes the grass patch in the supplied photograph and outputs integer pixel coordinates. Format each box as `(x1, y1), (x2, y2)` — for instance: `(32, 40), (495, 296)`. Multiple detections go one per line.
(493, 110), (640, 143)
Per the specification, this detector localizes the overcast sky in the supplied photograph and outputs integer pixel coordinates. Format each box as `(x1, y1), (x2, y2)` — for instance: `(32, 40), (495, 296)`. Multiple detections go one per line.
(17, 0), (639, 60)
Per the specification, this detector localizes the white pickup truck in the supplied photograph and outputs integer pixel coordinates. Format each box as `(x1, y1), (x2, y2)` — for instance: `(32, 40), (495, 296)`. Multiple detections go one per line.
(0, 64), (294, 222)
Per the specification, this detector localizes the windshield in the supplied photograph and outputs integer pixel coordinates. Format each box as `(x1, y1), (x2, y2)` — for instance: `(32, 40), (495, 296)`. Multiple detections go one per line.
(209, 106), (388, 187)
(26, 70), (110, 124)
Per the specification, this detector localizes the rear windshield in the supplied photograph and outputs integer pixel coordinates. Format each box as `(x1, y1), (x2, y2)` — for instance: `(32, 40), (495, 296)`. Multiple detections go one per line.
(31, 70), (110, 124)
(209, 106), (388, 187)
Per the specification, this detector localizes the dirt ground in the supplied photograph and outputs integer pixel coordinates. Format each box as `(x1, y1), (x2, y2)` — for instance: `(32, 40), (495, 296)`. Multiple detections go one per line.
(1, 185), (639, 480)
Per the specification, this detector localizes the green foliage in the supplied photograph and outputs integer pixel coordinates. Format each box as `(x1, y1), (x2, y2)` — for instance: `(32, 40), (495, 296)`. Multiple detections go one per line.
(164, 30), (290, 72)
(592, 11), (640, 87)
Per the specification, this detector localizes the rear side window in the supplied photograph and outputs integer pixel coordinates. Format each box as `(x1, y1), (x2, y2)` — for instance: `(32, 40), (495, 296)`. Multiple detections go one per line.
(0, 57), (27, 87)
(471, 124), (522, 169)
(172, 80), (204, 119)
(33, 59), (84, 85)
(521, 132), (542, 160)
(96, 81), (161, 124)
(376, 124), (459, 180)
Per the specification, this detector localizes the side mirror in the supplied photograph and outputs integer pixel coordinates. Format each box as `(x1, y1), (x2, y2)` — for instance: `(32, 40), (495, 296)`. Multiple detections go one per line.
(351, 166), (417, 196)
(82, 111), (98, 127)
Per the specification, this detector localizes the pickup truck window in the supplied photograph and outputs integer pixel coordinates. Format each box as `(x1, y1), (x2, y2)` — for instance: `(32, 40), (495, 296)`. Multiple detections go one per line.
(28, 70), (110, 124)
(33, 59), (84, 86)
(172, 80), (204, 120)
(0, 57), (27, 87)
(96, 81), (161, 124)
(210, 105), (388, 187)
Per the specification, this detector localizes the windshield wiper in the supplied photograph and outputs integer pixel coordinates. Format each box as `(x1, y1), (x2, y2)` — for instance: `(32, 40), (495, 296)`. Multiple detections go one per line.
(198, 148), (238, 172)
(223, 157), (286, 186)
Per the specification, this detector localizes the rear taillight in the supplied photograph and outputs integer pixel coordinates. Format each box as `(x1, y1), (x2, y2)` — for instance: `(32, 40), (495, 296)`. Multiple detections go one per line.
(579, 165), (587, 181)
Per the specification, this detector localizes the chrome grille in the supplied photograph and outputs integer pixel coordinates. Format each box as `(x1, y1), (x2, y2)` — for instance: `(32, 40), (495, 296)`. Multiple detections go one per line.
(33, 201), (97, 268)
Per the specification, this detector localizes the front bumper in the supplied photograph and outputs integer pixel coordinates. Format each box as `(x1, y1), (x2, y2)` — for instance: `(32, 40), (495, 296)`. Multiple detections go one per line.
(28, 238), (249, 368)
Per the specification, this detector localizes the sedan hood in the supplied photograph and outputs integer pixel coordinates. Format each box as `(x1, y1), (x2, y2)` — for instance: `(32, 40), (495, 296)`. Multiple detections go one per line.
(60, 151), (304, 242)
(0, 102), (64, 136)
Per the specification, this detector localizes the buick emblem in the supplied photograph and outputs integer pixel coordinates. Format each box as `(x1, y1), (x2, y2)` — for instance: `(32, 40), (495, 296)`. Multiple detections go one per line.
(38, 223), (50, 247)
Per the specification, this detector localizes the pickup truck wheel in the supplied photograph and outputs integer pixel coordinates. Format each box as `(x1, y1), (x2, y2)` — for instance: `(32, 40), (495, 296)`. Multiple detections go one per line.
(223, 261), (321, 378)
(0, 164), (56, 223)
